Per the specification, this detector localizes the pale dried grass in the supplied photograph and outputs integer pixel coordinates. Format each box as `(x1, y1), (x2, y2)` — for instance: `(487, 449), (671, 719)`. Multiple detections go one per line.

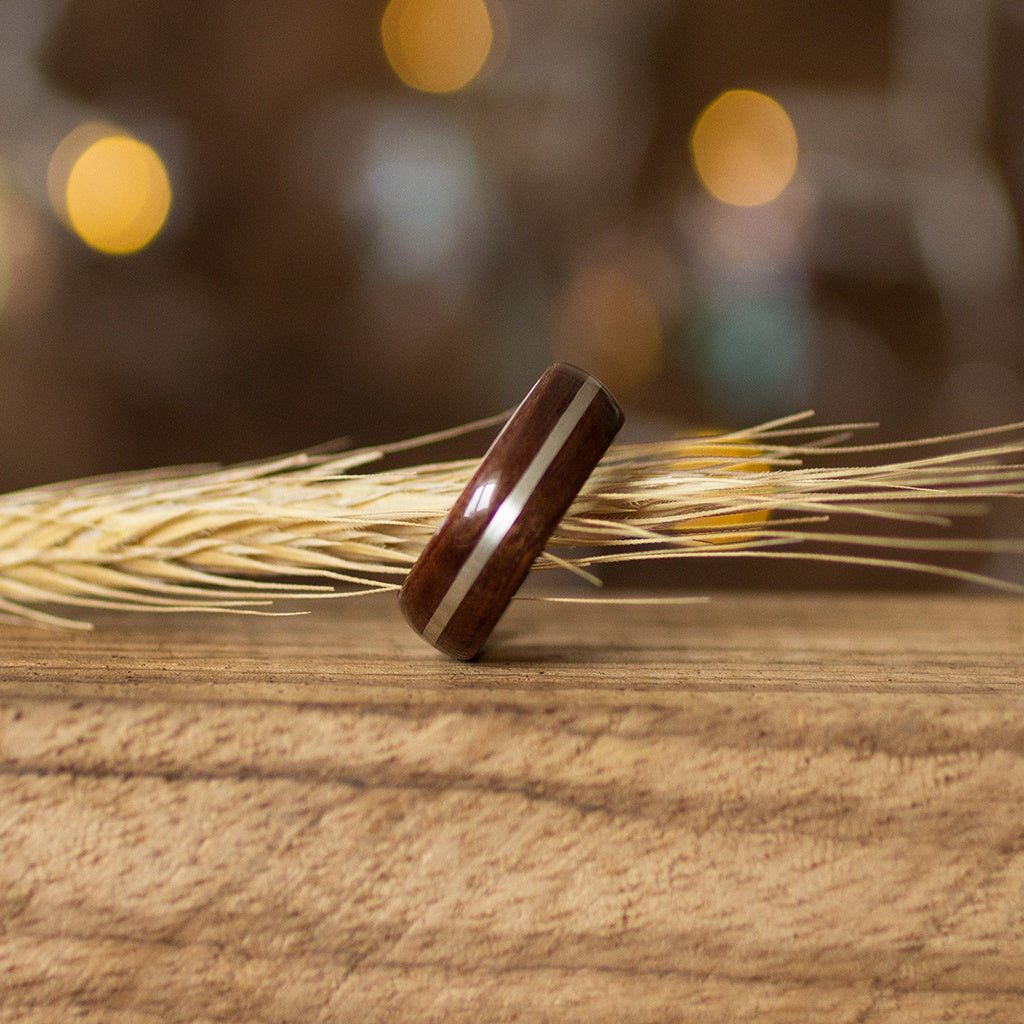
(2, 411), (1024, 628)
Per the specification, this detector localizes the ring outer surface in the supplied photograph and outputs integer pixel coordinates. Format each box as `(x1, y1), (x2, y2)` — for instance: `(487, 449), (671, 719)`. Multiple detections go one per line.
(399, 363), (624, 660)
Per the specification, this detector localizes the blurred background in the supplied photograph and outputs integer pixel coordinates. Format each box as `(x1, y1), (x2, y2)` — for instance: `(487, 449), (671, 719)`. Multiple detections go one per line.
(2, 0), (1024, 585)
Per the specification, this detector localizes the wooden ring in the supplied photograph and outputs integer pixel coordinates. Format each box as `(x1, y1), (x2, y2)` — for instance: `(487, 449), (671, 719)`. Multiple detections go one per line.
(399, 363), (625, 660)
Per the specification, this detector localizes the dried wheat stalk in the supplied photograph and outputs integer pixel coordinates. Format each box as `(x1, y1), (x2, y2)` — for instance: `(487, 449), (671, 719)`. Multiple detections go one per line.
(2, 411), (1024, 629)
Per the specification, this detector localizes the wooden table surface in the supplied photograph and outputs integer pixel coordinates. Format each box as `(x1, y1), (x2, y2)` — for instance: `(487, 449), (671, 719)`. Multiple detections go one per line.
(1, 591), (1023, 1023)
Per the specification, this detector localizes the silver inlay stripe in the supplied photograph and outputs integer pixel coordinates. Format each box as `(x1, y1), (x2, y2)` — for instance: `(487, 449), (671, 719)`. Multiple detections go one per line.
(421, 376), (602, 646)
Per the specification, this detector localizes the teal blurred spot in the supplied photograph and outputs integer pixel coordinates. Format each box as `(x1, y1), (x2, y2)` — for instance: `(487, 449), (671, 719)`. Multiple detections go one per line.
(695, 293), (810, 420)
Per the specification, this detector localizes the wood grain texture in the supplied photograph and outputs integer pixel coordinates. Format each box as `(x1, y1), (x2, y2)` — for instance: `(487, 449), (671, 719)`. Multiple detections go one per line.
(1, 591), (1023, 1022)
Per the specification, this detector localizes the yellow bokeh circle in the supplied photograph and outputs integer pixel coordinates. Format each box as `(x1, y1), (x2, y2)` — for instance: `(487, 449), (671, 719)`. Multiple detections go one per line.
(382, 0), (493, 94)
(690, 89), (798, 207)
(675, 438), (772, 543)
(64, 135), (172, 254)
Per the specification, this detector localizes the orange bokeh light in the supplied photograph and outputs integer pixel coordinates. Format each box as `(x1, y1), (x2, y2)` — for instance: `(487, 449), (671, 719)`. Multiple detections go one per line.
(554, 266), (662, 399)
(674, 438), (772, 542)
(51, 126), (172, 254)
(381, 0), (494, 94)
(690, 89), (798, 207)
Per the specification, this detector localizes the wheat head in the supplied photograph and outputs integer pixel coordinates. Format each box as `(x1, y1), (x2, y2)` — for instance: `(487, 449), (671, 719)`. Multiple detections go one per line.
(2, 411), (1024, 628)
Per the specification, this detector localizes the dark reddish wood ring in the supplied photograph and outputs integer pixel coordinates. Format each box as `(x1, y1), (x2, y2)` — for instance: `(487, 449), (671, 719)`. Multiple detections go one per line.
(399, 363), (624, 660)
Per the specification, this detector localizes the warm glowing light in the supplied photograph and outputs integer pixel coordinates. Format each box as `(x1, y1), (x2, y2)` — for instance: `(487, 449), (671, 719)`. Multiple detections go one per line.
(690, 90), (798, 207)
(60, 132), (171, 254)
(381, 0), (493, 94)
(676, 439), (771, 542)
(555, 267), (662, 399)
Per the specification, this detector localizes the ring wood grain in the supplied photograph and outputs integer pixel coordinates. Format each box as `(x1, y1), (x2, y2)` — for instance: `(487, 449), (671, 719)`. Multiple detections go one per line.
(399, 363), (624, 659)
